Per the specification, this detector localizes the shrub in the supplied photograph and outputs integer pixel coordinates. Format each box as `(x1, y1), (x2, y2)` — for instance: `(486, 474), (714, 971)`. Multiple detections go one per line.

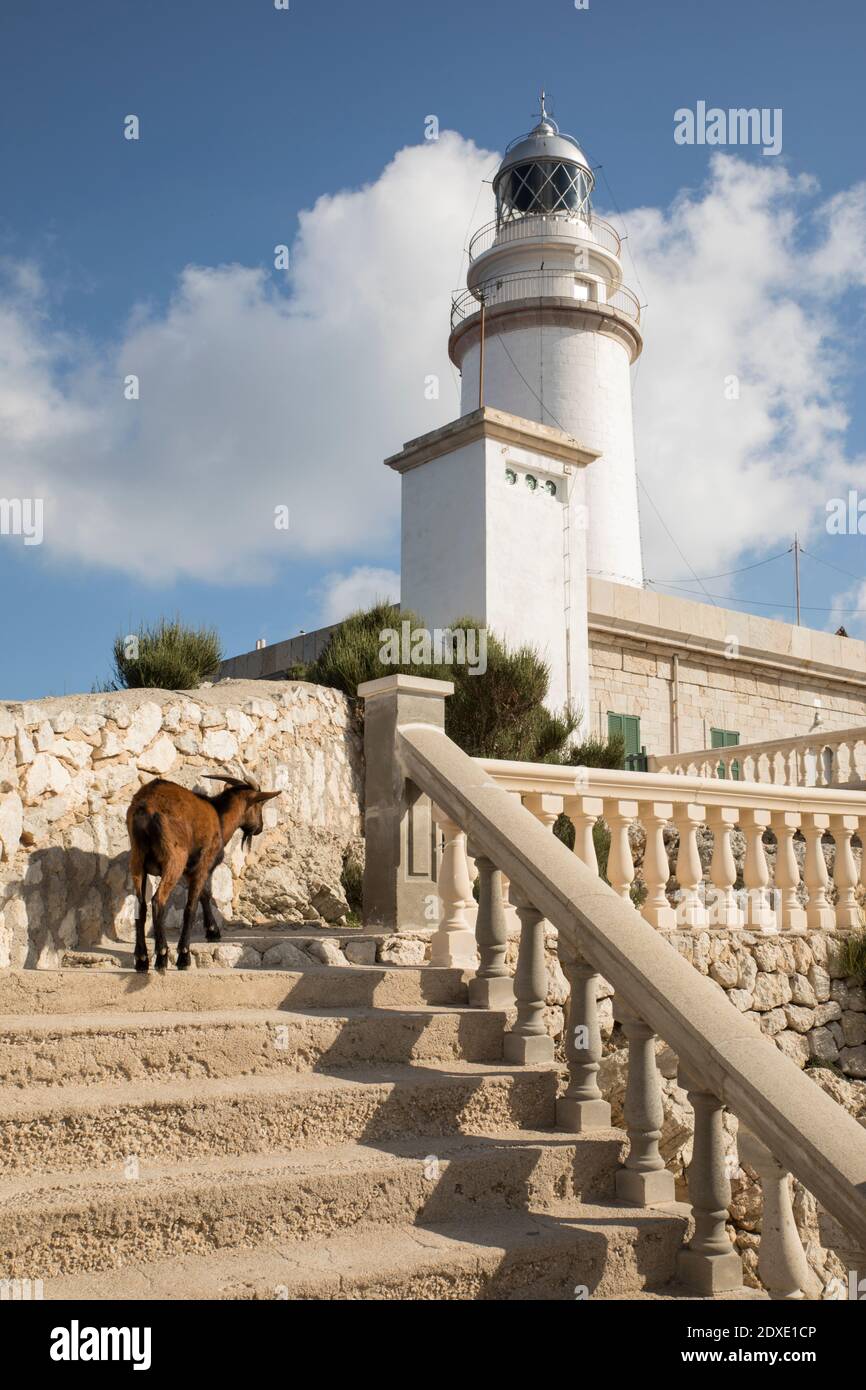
(564, 732), (626, 770)
(299, 603), (587, 764)
(840, 928), (866, 984)
(106, 618), (222, 691)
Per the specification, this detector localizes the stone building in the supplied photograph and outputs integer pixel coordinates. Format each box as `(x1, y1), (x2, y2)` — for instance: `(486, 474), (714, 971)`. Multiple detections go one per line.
(221, 103), (866, 773)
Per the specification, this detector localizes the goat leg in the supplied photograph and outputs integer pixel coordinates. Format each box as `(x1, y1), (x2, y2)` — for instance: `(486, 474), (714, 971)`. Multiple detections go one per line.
(177, 861), (212, 970)
(151, 851), (185, 971)
(201, 884), (221, 942)
(133, 891), (149, 973)
(128, 844), (150, 973)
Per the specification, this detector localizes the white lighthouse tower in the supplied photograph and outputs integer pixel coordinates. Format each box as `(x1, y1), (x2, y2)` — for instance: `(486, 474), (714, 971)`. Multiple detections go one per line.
(386, 101), (644, 719)
(451, 99), (644, 588)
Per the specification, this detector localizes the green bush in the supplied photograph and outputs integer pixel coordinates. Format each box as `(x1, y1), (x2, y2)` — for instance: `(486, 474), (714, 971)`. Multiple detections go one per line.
(105, 618), (222, 691)
(302, 601), (421, 698)
(564, 732), (626, 770)
(300, 604), (589, 764)
(840, 928), (866, 984)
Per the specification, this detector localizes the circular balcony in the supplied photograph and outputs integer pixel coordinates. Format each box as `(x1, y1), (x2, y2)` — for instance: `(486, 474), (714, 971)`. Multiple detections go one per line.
(467, 213), (622, 263)
(450, 270), (641, 331)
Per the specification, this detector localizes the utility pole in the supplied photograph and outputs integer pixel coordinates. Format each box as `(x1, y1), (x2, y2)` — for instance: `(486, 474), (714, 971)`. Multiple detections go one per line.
(793, 532), (801, 625)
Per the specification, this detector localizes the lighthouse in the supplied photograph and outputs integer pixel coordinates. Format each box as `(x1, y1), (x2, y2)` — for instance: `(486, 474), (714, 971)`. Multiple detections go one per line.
(450, 99), (644, 588)
(386, 100), (644, 719)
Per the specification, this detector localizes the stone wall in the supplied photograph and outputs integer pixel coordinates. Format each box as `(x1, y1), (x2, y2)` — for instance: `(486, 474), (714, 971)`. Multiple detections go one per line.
(665, 927), (866, 1078)
(0, 681), (363, 968)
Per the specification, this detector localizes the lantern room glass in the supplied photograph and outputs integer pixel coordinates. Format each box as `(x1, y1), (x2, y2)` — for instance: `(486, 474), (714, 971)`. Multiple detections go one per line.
(496, 160), (593, 224)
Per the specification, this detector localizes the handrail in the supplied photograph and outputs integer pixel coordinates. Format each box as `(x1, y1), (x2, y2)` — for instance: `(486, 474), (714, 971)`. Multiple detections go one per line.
(477, 756), (866, 815)
(398, 720), (866, 1253)
(651, 726), (866, 787)
(467, 212), (622, 261)
(450, 272), (641, 330)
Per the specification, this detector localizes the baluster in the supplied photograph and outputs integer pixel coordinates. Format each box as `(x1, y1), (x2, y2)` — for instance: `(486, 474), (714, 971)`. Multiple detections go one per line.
(604, 798), (637, 903)
(564, 795), (603, 875)
(673, 802), (707, 928)
(818, 745), (834, 787)
(430, 808), (478, 968)
(503, 885), (554, 1065)
(830, 814), (860, 929)
(523, 792), (563, 835)
(706, 806), (743, 928)
(738, 1128), (811, 1300)
(802, 744), (817, 787)
(640, 801), (676, 929)
(556, 936), (611, 1131)
(742, 808), (775, 931)
(615, 997), (675, 1205)
(804, 813), (835, 930)
(771, 810), (806, 932)
(466, 843), (514, 1009)
(677, 1070), (744, 1294)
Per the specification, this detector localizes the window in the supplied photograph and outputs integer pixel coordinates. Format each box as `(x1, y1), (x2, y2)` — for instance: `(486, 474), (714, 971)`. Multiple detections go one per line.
(711, 728), (740, 780)
(499, 161), (593, 219)
(607, 712), (647, 771)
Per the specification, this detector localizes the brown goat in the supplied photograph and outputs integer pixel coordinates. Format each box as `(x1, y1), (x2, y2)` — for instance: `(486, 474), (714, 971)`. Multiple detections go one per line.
(126, 773), (279, 972)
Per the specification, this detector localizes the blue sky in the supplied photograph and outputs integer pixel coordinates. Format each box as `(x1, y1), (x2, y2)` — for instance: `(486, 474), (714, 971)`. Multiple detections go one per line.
(1, 0), (865, 699)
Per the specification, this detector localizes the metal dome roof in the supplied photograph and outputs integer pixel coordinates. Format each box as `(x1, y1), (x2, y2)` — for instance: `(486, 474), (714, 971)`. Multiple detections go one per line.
(495, 115), (592, 184)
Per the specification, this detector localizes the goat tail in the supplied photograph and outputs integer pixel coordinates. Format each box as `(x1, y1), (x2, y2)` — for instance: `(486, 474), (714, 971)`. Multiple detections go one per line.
(131, 806), (165, 857)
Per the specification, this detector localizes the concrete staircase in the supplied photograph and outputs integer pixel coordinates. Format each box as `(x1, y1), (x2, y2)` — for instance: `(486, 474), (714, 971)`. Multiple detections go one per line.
(0, 944), (701, 1300)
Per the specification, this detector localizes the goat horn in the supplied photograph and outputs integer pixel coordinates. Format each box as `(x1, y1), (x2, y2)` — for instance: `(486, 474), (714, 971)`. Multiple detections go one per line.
(201, 772), (255, 790)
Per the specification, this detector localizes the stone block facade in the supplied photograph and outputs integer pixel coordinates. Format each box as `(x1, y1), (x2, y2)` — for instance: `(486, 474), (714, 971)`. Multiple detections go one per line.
(588, 577), (866, 756)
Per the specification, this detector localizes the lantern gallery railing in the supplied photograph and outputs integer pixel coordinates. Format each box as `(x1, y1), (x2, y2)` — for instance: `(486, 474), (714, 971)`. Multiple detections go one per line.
(450, 271), (641, 330)
(467, 212), (622, 262)
(359, 676), (866, 1301)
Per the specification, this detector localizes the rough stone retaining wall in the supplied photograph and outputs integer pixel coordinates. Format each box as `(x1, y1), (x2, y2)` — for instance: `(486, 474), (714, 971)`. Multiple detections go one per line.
(665, 928), (866, 1079)
(0, 681), (362, 968)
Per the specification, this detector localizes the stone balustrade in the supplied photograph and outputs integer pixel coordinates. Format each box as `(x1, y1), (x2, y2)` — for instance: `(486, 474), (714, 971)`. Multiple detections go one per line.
(470, 760), (866, 936)
(360, 675), (866, 1300)
(649, 726), (866, 788)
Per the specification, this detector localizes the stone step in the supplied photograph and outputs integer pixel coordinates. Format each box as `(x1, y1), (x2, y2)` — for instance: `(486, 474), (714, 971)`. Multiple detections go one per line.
(0, 1131), (627, 1278)
(40, 1201), (691, 1300)
(0, 1062), (560, 1174)
(64, 925), (434, 974)
(0, 1005), (509, 1088)
(0, 965), (468, 1016)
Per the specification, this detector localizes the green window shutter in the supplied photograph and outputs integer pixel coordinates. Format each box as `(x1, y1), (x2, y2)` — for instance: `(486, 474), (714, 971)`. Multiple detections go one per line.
(623, 715), (641, 758)
(607, 713), (640, 756)
(711, 729), (740, 779)
(608, 713), (643, 769)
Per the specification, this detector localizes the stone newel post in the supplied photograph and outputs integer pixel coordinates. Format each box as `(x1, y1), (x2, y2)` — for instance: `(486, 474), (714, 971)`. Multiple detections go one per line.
(358, 674), (454, 932)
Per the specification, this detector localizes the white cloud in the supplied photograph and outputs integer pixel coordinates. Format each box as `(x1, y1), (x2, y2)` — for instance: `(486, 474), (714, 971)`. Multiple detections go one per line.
(317, 566), (400, 624)
(1, 139), (865, 611)
(827, 578), (866, 635)
(625, 154), (866, 588)
(0, 133), (494, 583)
